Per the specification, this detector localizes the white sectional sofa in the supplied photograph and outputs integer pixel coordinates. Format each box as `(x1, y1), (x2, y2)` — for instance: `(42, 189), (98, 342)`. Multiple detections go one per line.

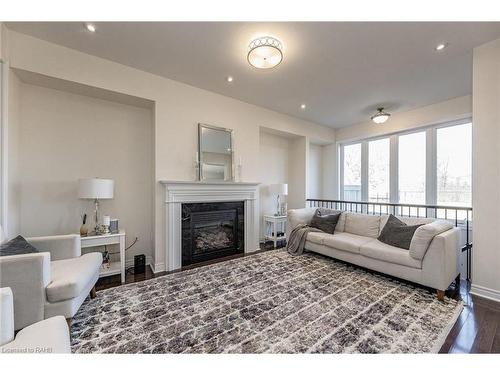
(287, 208), (461, 300)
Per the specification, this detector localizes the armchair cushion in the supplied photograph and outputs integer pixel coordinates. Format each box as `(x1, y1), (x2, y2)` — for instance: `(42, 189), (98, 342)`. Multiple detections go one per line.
(0, 224), (6, 245)
(1, 316), (70, 354)
(0, 288), (15, 346)
(0, 236), (39, 257)
(0, 253), (51, 330)
(46, 252), (102, 303)
(26, 234), (81, 261)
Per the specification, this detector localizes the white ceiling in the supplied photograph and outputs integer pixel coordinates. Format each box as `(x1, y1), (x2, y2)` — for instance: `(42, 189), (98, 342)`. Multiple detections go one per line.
(6, 22), (500, 128)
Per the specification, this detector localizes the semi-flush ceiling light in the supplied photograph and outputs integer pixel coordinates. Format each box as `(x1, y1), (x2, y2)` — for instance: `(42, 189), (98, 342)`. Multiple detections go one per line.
(435, 42), (448, 51)
(85, 23), (96, 33)
(371, 108), (391, 124)
(247, 36), (283, 69)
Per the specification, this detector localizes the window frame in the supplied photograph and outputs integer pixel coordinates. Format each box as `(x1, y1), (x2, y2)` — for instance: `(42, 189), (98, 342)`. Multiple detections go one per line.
(338, 117), (472, 208)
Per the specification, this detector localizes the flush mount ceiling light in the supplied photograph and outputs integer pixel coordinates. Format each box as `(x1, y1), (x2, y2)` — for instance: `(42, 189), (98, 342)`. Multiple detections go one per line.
(226, 76), (234, 83)
(435, 42), (449, 51)
(371, 107), (391, 124)
(84, 23), (96, 33)
(247, 36), (283, 69)
(300, 104), (307, 110)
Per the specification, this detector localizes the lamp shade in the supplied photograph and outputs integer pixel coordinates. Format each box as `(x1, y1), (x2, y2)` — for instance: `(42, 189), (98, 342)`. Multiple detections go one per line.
(269, 183), (288, 196)
(78, 178), (114, 199)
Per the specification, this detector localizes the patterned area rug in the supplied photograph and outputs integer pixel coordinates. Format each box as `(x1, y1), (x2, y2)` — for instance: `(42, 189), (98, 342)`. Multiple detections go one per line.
(71, 250), (463, 353)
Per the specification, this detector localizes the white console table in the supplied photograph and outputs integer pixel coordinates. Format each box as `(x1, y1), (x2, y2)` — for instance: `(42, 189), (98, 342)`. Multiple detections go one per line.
(264, 215), (287, 249)
(81, 231), (126, 284)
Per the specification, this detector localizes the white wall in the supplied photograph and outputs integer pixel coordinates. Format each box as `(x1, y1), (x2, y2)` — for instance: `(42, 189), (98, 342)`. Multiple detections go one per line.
(471, 37), (500, 302)
(6, 69), (20, 238)
(336, 95), (472, 143)
(308, 143), (323, 199)
(288, 137), (309, 209)
(16, 82), (154, 263)
(258, 130), (290, 239)
(321, 144), (337, 199)
(3, 29), (335, 272)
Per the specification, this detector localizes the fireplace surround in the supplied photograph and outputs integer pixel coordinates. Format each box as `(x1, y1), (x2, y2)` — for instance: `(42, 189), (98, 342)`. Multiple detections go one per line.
(159, 181), (260, 272)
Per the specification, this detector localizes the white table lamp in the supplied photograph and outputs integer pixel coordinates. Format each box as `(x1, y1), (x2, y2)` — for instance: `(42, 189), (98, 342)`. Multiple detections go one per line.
(78, 178), (114, 234)
(269, 183), (288, 216)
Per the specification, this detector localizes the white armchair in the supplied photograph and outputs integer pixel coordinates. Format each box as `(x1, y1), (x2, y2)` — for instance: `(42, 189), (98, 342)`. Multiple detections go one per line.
(0, 226), (102, 330)
(0, 287), (70, 353)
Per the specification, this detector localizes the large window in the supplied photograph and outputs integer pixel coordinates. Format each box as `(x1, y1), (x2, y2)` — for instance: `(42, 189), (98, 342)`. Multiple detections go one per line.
(437, 123), (472, 207)
(368, 138), (390, 203)
(339, 120), (472, 212)
(343, 143), (361, 201)
(398, 131), (426, 204)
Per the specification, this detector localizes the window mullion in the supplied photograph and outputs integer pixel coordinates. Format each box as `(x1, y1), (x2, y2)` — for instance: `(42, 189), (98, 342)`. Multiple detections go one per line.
(389, 135), (399, 204)
(361, 141), (369, 205)
(338, 144), (344, 200)
(426, 128), (437, 216)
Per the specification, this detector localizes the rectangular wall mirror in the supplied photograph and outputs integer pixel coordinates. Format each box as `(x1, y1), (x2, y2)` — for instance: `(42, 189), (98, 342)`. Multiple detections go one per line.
(198, 123), (234, 181)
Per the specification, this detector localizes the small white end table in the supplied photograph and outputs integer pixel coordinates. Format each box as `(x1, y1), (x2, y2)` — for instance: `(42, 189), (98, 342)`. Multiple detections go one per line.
(264, 215), (287, 249)
(80, 231), (126, 284)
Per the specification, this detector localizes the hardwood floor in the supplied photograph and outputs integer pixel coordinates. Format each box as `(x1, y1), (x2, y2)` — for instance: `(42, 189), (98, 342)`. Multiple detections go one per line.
(95, 245), (500, 354)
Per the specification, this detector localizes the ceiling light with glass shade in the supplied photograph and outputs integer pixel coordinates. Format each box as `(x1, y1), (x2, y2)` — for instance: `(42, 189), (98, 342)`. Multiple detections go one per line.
(371, 107), (391, 124)
(247, 36), (283, 69)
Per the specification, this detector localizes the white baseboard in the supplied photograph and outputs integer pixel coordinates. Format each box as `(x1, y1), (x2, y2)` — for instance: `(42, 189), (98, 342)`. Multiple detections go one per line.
(470, 283), (500, 303)
(152, 262), (165, 273)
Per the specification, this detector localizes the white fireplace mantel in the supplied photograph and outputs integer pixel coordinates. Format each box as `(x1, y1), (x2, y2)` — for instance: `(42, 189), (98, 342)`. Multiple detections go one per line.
(159, 180), (260, 271)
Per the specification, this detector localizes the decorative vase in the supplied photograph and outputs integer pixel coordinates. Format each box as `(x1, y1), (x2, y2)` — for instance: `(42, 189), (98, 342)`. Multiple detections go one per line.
(80, 224), (89, 237)
(80, 213), (89, 236)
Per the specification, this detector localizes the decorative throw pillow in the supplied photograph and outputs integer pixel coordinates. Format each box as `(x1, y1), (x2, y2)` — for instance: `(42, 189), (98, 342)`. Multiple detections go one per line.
(378, 214), (423, 250)
(310, 209), (341, 234)
(0, 235), (39, 257)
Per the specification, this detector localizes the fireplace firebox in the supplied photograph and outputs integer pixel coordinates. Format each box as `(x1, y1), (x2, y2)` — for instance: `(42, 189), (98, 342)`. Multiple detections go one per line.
(181, 201), (244, 266)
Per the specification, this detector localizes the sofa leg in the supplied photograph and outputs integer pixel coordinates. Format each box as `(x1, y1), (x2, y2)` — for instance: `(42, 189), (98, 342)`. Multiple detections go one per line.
(437, 289), (445, 301)
(90, 286), (97, 299)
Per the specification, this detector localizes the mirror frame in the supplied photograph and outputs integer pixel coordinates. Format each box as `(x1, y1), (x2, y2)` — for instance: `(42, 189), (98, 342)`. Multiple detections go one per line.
(198, 123), (234, 181)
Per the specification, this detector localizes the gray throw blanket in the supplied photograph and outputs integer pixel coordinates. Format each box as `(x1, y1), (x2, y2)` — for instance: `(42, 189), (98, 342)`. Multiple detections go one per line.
(286, 224), (322, 255)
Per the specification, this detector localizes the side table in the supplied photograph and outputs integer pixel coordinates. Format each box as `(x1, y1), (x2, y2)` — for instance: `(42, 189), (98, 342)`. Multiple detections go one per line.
(264, 215), (287, 249)
(81, 231), (126, 284)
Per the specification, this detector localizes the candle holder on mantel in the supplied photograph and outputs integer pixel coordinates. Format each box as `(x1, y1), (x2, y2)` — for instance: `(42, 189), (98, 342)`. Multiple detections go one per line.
(236, 157), (243, 182)
(194, 151), (200, 181)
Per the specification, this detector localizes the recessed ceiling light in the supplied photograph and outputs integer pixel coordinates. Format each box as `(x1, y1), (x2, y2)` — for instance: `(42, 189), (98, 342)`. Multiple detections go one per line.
(226, 76), (234, 83)
(371, 107), (391, 124)
(247, 36), (283, 69)
(435, 42), (448, 51)
(300, 104), (306, 110)
(85, 23), (96, 33)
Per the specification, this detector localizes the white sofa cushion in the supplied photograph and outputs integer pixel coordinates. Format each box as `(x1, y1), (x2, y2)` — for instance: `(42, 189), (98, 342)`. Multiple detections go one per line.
(344, 213), (381, 238)
(360, 240), (422, 269)
(409, 220), (454, 260)
(46, 252), (102, 303)
(1, 316), (70, 353)
(306, 232), (330, 245)
(323, 232), (373, 254)
(335, 212), (346, 232)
